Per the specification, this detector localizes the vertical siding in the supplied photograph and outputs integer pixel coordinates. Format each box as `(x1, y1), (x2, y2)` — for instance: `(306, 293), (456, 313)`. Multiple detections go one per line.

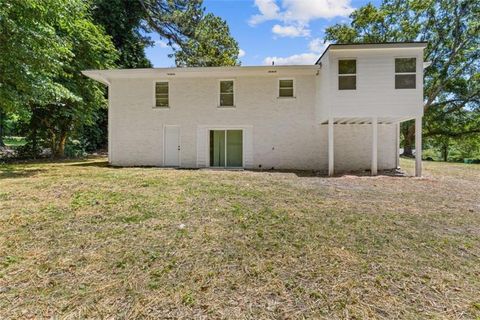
(326, 48), (424, 119)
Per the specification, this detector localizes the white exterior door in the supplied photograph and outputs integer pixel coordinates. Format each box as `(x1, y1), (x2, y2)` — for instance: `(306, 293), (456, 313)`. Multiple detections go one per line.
(164, 125), (180, 166)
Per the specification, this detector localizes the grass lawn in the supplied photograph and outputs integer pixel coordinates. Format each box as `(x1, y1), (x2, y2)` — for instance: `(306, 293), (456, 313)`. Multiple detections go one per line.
(3, 136), (27, 148)
(1, 158), (479, 318)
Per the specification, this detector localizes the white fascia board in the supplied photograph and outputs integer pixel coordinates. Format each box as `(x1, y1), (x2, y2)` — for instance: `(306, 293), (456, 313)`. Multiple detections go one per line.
(82, 70), (111, 86)
(329, 43), (428, 51)
(82, 65), (320, 81)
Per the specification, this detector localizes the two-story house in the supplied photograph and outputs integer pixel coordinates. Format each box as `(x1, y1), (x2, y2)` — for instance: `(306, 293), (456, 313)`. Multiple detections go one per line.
(83, 42), (426, 176)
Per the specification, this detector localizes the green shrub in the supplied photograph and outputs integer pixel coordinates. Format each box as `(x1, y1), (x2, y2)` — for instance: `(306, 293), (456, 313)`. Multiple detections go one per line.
(64, 139), (87, 158)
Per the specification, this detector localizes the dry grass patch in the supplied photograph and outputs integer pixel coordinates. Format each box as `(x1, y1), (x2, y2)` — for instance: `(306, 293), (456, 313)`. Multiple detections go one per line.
(0, 158), (479, 319)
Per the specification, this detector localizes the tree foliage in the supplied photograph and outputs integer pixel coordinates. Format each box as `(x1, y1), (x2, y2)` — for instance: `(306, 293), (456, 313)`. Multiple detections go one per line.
(0, 0), (74, 111)
(173, 13), (240, 67)
(1, 0), (241, 158)
(140, 0), (204, 50)
(29, 1), (116, 157)
(91, 0), (152, 68)
(1, 0), (117, 157)
(140, 0), (240, 67)
(325, 0), (480, 158)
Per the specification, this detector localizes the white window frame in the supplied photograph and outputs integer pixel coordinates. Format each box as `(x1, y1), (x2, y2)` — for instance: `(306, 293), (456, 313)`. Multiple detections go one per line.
(338, 58), (357, 91)
(153, 80), (170, 108)
(278, 78), (296, 99)
(394, 57), (417, 90)
(218, 79), (235, 108)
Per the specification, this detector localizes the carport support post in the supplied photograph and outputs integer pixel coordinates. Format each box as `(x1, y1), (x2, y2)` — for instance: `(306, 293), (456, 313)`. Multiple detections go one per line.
(396, 123), (400, 168)
(328, 118), (334, 176)
(371, 117), (378, 175)
(415, 116), (422, 177)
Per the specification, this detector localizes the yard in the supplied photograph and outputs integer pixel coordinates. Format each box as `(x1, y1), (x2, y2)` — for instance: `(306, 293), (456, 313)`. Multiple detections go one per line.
(0, 158), (479, 319)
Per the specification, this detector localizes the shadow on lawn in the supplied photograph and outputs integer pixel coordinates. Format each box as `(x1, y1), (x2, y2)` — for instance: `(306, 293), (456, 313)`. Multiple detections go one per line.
(0, 168), (46, 179)
(245, 168), (409, 178)
(68, 161), (110, 168)
(65, 160), (410, 178)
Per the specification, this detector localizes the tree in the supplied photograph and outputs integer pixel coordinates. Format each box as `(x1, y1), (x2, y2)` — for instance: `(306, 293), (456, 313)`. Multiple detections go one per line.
(173, 13), (240, 67)
(325, 0), (480, 158)
(15, 0), (117, 158)
(2, 0), (240, 158)
(140, 0), (240, 67)
(91, 0), (152, 68)
(0, 0), (74, 147)
(139, 0), (204, 51)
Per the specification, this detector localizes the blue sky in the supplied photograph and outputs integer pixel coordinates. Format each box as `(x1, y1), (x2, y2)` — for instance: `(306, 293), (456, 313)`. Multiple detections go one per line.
(145, 0), (381, 67)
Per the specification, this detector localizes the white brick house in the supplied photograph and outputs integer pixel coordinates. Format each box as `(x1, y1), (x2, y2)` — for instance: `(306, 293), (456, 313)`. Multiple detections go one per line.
(83, 42), (426, 176)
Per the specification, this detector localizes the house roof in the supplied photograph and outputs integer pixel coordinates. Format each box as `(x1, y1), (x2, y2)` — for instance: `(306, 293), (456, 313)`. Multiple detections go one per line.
(82, 65), (320, 84)
(83, 42), (428, 85)
(315, 41), (428, 64)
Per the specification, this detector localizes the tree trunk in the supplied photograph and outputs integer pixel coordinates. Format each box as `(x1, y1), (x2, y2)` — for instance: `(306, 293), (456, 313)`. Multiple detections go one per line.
(50, 132), (56, 159)
(0, 109), (5, 148)
(442, 141), (449, 162)
(402, 122), (415, 157)
(54, 133), (67, 158)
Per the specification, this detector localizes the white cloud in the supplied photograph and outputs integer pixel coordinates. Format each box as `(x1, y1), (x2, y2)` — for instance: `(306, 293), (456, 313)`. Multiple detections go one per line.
(281, 0), (354, 22)
(308, 38), (330, 53)
(263, 53), (318, 65)
(238, 49), (246, 58)
(249, 0), (281, 25)
(262, 38), (330, 66)
(250, 0), (354, 37)
(272, 24), (310, 37)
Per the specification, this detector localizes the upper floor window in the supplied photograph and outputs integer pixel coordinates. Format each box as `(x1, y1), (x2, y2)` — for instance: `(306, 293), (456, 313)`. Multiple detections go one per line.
(219, 80), (234, 107)
(279, 79), (295, 98)
(155, 81), (169, 107)
(395, 58), (416, 89)
(338, 59), (356, 90)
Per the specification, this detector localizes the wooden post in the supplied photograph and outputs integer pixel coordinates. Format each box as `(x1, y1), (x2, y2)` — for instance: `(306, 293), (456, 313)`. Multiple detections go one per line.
(108, 85), (112, 164)
(396, 122), (400, 168)
(371, 117), (378, 175)
(415, 117), (422, 177)
(328, 118), (334, 176)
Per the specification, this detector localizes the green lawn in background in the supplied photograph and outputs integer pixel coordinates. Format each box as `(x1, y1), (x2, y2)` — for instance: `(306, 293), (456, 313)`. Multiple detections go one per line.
(3, 136), (26, 148)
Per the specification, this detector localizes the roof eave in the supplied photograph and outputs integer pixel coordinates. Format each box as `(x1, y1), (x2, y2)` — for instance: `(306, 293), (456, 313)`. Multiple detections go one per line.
(82, 70), (110, 86)
(315, 41), (428, 65)
(82, 65), (321, 81)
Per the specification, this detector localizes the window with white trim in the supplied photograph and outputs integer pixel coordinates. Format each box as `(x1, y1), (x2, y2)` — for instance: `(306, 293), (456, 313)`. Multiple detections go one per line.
(338, 59), (356, 90)
(395, 58), (416, 89)
(219, 80), (234, 107)
(155, 82), (169, 107)
(279, 79), (294, 97)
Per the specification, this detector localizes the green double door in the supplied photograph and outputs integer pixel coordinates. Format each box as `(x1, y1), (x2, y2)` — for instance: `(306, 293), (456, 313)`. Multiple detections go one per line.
(209, 130), (243, 167)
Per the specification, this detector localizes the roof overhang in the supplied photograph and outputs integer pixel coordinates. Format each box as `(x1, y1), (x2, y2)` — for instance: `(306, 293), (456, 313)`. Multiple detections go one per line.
(81, 70), (111, 86)
(82, 65), (320, 85)
(316, 42), (428, 64)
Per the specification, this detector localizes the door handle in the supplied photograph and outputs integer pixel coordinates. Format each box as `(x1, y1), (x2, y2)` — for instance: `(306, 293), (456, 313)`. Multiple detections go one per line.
(178, 146), (180, 151)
